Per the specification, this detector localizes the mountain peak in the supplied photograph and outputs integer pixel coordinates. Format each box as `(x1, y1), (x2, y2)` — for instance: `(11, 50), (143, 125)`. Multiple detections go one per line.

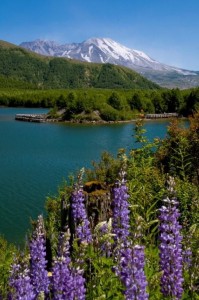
(84, 37), (115, 45)
(20, 37), (198, 88)
(18, 37), (162, 68)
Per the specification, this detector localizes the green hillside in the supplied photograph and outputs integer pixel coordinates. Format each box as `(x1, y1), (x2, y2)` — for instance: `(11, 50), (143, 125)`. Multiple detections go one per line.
(0, 40), (160, 90)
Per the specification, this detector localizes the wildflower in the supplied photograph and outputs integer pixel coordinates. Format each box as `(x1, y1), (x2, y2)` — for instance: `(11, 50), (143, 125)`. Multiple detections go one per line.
(29, 215), (49, 296)
(115, 245), (148, 300)
(72, 267), (86, 300)
(112, 169), (130, 246)
(159, 196), (184, 299)
(9, 258), (35, 300)
(51, 231), (74, 300)
(113, 166), (148, 299)
(52, 230), (86, 300)
(71, 168), (92, 243)
(52, 256), (74, 300)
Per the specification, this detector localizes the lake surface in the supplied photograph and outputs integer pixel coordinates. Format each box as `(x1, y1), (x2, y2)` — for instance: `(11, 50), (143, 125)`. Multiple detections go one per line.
(0, 107), (172, 244)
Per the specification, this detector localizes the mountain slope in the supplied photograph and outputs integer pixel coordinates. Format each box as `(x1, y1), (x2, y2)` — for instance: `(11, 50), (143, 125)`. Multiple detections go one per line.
(0, 40), (160, 90)
(20, 38), (199, 89)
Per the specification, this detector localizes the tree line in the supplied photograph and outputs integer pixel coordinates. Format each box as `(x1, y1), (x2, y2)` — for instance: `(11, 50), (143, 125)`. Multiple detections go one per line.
(0, 87), (199, 121)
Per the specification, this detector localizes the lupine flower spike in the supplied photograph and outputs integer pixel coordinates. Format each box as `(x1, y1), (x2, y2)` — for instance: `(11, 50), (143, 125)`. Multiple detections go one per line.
(71, 267), (86, 300)
(113, 159), (148, 299)
(9, 256), (35, 300)
(112, 159), (130, 247)
(71, 168), (92, 244)
(117, 245), (148, 300)
(29, 215), (49, 297)
(51, 230), (75, 300)
(159, 176), (184, 299)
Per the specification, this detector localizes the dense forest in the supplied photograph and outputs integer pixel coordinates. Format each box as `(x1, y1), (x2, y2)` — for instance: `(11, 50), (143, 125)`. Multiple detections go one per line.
(1, 86), (199, 121)
(0, 115), (199, 299)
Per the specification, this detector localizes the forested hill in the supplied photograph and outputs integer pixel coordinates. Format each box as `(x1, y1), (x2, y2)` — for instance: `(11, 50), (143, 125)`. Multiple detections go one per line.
(0, 40), (160, 90)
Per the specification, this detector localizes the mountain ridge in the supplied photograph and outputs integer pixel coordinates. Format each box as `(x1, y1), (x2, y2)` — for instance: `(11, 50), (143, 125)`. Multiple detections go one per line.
(0, 40), (159, 90)
(20, 37), (199, 89)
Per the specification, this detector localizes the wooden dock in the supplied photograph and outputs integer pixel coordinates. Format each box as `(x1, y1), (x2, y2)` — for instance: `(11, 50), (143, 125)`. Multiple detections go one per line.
(15, 114), (47, 123)
(145, 113), (178, 119)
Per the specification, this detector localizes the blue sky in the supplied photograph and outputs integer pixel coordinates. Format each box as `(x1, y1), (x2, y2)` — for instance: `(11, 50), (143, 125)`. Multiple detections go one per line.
(0, 0), (199, 70)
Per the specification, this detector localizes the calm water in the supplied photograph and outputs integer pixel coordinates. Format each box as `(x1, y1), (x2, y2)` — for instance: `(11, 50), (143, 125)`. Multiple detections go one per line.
(0, 107), (171, 244)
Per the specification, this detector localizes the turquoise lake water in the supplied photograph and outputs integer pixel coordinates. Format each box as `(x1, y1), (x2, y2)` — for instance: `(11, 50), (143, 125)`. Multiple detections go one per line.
(0, 107), (172, 244)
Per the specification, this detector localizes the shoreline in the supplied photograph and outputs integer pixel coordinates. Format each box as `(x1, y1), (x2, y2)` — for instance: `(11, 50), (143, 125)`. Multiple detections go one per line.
(15, 113), (183, 125)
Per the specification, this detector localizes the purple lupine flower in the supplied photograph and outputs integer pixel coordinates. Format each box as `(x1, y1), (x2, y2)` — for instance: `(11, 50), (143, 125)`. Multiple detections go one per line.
(29, 215), (49, 297)
(112, 169), (130, 246)
(52, 256), (74, 300)
(52, 261), (86, 300)
(159, 196), (184, 299)
(9, 258), (35, 300)
(113, 167), (148, 299)
(115, 245), (148, 300)
(51, 231), (74, 300)
(52, 230), (86, 300)
(71, 168), (92, 243)
(72, 267), (86, 300)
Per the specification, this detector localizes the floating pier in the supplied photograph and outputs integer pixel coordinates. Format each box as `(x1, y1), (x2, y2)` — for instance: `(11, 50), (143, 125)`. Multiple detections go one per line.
(15, 114), (47, 123)
(145, 113), (178, 119)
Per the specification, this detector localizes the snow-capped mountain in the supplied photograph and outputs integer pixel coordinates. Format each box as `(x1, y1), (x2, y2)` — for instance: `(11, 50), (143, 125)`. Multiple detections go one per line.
(20, 38), (199, 88)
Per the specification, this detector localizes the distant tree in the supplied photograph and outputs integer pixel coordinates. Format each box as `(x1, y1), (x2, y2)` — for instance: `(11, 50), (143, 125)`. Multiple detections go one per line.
(151, 92), (165, 113)
(67, 92), (77, 102)
(185, 88), (199, 115)
(170, 89), (183, 112)
(145, 99), (155, 113)
(128, 92), (144, 111)
(107, 92), (123, 110)
(161, 89), (183, 113)
(100, 105), (119, 121)
(56, 94), (67, 108)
